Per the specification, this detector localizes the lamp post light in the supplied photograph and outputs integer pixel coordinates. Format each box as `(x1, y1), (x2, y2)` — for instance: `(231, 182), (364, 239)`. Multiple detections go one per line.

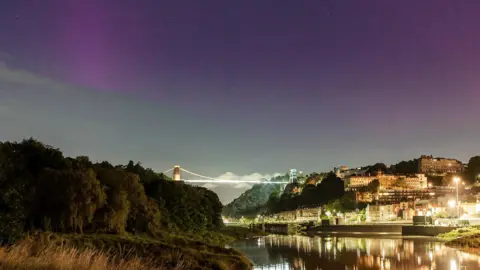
(454, 177), (460, 218)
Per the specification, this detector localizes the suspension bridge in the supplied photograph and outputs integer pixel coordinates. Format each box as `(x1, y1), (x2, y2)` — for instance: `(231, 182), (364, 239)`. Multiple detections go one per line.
(161, 166), (289, 184)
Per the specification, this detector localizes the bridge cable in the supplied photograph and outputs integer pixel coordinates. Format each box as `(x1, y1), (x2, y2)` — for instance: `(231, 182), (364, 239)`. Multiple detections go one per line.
(180, 168), (224, 181)
(162, 167), (175, 174)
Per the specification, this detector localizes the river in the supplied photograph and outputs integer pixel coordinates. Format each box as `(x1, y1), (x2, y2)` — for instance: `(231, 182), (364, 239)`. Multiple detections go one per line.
(230, 234), (480, 269)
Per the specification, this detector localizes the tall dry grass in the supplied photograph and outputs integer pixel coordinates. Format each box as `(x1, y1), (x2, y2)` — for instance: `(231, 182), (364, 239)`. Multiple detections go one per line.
(0, 240), (187, 270)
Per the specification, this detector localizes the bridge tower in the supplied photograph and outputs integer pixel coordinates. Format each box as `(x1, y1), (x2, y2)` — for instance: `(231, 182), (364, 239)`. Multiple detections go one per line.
(173, 165), (181, 181)
(289, 169), (297, 183)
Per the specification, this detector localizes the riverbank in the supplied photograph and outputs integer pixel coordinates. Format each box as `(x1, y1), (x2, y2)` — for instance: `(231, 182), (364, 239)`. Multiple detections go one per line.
(438, 226), (480, 252)
(0, 230), (255, 270)
(220, 225), (269, 241)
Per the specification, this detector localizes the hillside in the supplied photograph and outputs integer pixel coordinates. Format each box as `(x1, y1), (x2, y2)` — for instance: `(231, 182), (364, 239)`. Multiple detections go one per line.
(222, 174), (288, 218)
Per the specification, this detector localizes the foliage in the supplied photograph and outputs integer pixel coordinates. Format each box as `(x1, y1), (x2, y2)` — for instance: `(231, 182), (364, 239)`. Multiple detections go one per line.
(365, 163), (388, 175)
(304, 172), (326, 185)
(392, 159), (418, 174)
(0, 138), (225, 244)
(323, 193), (357, 214)
(392, 177), (409, 189)
(427, 175), (443, 186)
(441, 173), (462, 186)
(438, 226), (480, 243)
(434, 212), (449, 218)
(2, 232), (251, 270)
(360, 179), (380, 193)
(465, 156), (480, 183)
(222, 176), (287, 218)
(146, 180), (223, 232)
(0, 239), (165, 270)
(266, 172), (345, 213)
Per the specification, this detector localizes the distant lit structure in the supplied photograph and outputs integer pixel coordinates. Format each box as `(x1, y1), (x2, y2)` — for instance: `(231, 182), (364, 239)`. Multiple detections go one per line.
(418, 155), (464, 175)
(289, 169), (297, 183)
(345, 173), (427, 190)
(375, 187), (455, 204)
(334, 166), (367, 179)
(173, 165), (181, 181)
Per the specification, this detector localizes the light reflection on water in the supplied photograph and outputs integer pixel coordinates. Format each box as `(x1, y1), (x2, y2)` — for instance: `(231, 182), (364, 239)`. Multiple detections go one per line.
(231, 235), (480, 270)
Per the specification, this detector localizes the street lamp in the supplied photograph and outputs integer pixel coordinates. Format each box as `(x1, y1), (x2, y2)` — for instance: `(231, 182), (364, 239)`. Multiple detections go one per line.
(454, 177), (460, 218)
(448, 200), (456, 208)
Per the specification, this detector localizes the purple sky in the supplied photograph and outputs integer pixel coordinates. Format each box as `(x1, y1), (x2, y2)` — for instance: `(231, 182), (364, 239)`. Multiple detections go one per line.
(1, 0), (480, 202)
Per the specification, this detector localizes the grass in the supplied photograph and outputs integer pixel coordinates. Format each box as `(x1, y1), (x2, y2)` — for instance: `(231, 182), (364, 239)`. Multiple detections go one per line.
(6, 231), (253, 270)
(438, 226), (480, 249)
(0, 238), (173, 270)
(437, 226), (480, 242)
(0, 226), (262, 269)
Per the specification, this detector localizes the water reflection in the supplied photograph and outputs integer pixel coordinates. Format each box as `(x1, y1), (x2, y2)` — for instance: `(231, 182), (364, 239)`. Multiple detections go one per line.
(231, 235), (480, 270)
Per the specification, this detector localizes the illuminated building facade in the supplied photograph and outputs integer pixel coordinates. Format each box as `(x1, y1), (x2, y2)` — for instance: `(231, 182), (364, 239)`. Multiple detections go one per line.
(346, 173), (427, 190)
(418, 155), (464, 175)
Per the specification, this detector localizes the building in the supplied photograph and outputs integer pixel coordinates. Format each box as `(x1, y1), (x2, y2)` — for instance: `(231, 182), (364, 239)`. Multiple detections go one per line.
(459, 202), (480, 216)
(377, 189), (440, 204)
(334, 166), (350, 178)
(346, 175), (377, 188)
(366, 203), (415, 221)
(346, 173), (427, 190)
(278, 210), (297, 221)
(296, 207), (321, 221)
(418, 155), (464, 175)
(356, 185), (455, 205)
(356, 191), (375, 203)
(337, 167), (368, 179)
(366, 204), (397, 222)
(400, 174), (428, 189)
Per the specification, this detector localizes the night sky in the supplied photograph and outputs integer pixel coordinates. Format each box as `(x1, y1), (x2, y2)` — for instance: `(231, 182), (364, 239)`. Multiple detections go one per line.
(1, 1), (479, 203)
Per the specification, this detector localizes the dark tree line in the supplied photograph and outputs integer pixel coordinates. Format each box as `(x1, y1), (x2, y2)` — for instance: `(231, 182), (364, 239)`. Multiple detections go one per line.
(266, 172), (345, 213)
(0, 139), (223, 243)
(465, 156), (480, 183)
(391, 159), (419, 174)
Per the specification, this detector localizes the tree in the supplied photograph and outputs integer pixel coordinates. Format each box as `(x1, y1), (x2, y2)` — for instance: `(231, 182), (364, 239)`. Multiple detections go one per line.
(266, 191), (280, 214)
(305, 173), (324, 185)
(442, 173), (461, 186)
(393, 178), (409, 189)
(0, 139), (69, 240)
(0, 142), (28, 242)
(299, 184), (318, 207)
(33, 168), (106, 233)
(366, 179), (380, 193)
(222, 175), (287, 218)
(392, 159), (418, 174)
(366, 163), (388, 175)
(123, 172), (161, 234)
(316, 172), (345, 205)
(64, 168), (106, 233)
(466, 156), (480, 183)
(0, 138), (232, 240)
